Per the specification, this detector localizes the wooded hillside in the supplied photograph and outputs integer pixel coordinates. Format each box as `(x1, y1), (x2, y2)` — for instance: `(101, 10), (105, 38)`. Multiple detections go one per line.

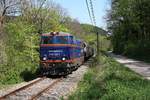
(107, 0), (150, 60)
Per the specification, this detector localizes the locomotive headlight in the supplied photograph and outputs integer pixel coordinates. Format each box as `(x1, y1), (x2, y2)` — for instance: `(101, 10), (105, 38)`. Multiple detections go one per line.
(43, 57), (47, 60)
(62, 57), (66, 61)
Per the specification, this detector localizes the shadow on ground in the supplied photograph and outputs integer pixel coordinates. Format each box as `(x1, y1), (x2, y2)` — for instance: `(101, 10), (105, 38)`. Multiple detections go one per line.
(20, 68), (39, 82)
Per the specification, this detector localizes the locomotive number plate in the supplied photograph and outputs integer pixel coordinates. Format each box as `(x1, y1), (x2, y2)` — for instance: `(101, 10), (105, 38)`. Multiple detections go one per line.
(48, 50), (63, 52)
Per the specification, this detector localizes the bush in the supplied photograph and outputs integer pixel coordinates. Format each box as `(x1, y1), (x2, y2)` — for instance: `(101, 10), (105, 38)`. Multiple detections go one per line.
(0, 21), (39, 85)
(124, 40), (150, 62)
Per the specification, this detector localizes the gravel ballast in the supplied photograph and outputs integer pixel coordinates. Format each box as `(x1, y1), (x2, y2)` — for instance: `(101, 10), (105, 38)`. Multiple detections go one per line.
(0, 64), (89, 100)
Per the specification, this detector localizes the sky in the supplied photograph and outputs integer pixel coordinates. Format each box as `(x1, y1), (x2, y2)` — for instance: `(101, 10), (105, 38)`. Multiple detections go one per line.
(54, 0), (111, 29)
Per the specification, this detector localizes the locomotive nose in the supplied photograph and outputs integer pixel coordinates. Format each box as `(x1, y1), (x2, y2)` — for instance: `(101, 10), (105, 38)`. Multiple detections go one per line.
(47, 49), (69, 60)
(48, 50), (63, 57)
(40, 45), (70, 60)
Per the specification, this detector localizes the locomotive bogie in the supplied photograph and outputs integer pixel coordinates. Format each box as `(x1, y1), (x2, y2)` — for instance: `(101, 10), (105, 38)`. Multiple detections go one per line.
(40, 62), (73, 75)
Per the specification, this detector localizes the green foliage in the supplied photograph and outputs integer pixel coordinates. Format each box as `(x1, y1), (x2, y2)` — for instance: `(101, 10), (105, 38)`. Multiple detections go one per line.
(81, 24), (107, 36)
(124, 40), (150, 62)
(0, 20), (39, 85)
(42, 9), (69, 32)
(69, 54), (150, 100)
(81, 24), (111, 51)
(108, 0), (150, 59)
(0, 1), (72, 85)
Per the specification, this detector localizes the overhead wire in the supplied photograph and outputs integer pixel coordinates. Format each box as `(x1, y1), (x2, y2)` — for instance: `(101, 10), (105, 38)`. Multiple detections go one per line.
(89, 0), (96, 26)
(85, 0), (99, 55)
(85, 0), (93, 25)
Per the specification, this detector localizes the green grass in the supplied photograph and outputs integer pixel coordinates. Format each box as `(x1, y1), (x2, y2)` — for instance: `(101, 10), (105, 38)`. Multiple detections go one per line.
(68, 54), (150, 100)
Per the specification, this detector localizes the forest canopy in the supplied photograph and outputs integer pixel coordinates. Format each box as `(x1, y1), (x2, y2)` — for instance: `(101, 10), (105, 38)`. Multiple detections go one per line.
(107, 0), (150, 59)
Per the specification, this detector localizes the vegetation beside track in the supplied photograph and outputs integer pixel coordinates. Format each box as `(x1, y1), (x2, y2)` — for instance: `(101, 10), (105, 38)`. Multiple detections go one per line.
(68, 54), (150, 100)
(107, 0), (150, 62)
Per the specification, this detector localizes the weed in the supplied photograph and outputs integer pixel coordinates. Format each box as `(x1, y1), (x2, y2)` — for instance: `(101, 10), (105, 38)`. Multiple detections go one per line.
(69, 54), (150, 100)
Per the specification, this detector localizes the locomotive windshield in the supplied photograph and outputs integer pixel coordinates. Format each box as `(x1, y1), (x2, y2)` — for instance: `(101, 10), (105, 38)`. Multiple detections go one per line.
(41, 36), (73, 44)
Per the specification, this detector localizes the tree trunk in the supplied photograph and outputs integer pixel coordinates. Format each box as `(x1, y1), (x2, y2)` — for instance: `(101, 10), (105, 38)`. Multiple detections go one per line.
(0, 16), (4, 32)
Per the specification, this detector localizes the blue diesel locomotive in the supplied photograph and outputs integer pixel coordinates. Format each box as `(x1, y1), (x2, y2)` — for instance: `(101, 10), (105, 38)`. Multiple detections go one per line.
(40, 32), (85, 75)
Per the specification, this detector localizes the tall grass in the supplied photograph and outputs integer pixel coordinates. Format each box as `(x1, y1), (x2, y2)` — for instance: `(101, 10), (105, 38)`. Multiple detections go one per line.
(69, 55), (150, 100)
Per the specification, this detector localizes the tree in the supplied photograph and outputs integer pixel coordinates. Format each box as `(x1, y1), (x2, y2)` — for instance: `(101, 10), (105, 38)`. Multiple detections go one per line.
(0, 0), (20, 28)
(107, 0), (150, 57)
(19, 0), (69, 33)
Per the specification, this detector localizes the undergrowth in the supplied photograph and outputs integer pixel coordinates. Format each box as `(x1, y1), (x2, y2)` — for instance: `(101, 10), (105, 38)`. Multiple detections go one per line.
(68, 54), (150, 100)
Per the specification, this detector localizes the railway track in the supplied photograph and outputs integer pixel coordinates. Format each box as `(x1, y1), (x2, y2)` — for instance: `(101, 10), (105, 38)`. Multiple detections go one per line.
(31, 79), (61, 100)
(0, 77), (62, 100)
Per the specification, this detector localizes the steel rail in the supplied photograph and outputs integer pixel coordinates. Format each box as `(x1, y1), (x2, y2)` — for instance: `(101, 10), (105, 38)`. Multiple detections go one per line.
(31, 78), (62, 100)
(0, 77), (46, 100)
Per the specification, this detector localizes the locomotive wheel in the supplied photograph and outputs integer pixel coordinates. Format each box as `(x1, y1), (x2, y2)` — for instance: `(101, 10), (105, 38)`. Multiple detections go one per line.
(67, 68), (72, 74)
(72, 66), (76, 71)
(71, 65), (78, 71)
(39, 70), (44, 77)
(68, 68), (72, 74)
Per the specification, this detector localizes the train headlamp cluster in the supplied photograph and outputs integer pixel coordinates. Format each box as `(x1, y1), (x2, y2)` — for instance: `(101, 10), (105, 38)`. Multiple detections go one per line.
(43, 57), (47, 60)
(62, 57), (66, 61)
(50, 32), (59, 35)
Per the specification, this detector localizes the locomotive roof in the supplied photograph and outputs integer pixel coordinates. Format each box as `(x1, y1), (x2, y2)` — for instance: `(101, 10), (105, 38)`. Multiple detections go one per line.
(41, 32), (73, 36)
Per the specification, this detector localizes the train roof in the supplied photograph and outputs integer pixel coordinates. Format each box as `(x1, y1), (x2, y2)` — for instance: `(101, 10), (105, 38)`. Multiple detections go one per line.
(41, 32), (73, 36)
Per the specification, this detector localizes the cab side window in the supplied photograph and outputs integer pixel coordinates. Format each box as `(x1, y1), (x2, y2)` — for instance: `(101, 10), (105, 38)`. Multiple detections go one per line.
(43, 38), (49, 44)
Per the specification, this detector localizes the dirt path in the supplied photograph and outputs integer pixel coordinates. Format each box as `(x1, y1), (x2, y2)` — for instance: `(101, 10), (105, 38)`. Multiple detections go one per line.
(108, 52), (150, 80)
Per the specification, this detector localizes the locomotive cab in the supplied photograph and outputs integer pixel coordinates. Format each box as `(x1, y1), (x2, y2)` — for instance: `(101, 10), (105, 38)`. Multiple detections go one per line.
(40, 32), (72, 61)
(40, 32), (84, 75)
